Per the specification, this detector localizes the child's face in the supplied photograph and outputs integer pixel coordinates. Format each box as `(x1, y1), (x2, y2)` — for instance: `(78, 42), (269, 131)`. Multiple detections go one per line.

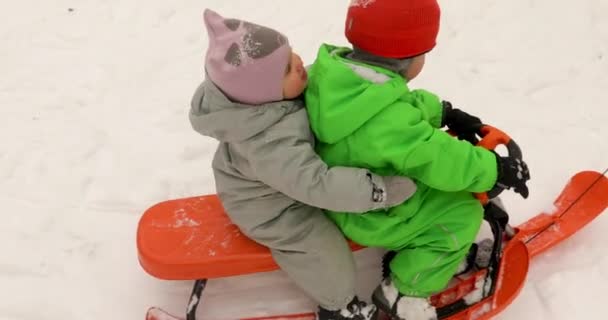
(404, 54), (426, 81)
(282, 51), (308, 99)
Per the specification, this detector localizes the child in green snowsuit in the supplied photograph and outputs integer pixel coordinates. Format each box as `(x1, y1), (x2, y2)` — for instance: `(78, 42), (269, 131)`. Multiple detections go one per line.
(305, 1), (530, 319)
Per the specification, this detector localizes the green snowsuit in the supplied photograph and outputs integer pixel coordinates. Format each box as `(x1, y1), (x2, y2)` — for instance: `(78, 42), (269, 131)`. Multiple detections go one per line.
(305, 45), (499, 297)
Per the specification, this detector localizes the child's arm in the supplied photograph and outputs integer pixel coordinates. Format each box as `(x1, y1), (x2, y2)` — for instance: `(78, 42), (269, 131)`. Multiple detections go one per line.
(408, 89), (444, 128)
(245, 121), (416, 213)
(408, 89), (484, 140)
(356, 102), (498, 193)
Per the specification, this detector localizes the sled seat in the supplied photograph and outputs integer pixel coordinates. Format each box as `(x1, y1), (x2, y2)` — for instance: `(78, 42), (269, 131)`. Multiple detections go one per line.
(137, 195), (363, 280)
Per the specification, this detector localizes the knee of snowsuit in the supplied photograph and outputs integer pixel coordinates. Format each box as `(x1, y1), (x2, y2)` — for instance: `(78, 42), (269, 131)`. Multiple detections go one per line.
(328, 187), (484, 297)
(232, 203), (357, 310)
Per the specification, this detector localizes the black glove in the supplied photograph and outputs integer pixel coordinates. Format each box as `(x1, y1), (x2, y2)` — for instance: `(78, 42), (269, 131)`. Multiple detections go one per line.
(492, 154), (531, 199)
(442, 101), (483, 144)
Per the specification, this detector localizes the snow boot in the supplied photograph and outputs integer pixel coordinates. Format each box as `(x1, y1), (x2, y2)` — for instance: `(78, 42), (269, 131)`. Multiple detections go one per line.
(317, 296), (378, 320)
(371, 278), (437, 320)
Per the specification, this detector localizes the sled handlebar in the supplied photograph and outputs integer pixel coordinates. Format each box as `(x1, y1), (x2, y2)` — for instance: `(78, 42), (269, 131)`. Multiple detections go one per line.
(475, 125), (522, 205)
(476, 125), (521, 157)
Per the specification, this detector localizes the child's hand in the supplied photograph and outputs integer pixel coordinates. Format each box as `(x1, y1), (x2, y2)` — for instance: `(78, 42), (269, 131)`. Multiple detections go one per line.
(492, 154), (531, 199)
(383, 176), (418, 208)
(442, 101), (483, 144)
(369, 174), (418, 208)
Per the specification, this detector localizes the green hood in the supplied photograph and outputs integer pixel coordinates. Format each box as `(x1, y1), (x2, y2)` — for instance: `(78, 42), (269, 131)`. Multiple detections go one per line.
(306, 45), (411, 144)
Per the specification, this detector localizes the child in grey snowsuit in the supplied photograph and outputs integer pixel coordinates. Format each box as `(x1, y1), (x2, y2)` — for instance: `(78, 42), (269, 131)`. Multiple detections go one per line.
(188, 9), (418, 320)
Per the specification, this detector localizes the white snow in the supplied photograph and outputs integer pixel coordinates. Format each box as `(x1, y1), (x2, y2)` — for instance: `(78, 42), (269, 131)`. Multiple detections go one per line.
(471, 302), (492, 320)
(147, 308), (181, 320)
(394, 296), (437, 320)
(1, 1), (606, 320)
(463, 277), (489, 306)
(187, 295), (199, 315)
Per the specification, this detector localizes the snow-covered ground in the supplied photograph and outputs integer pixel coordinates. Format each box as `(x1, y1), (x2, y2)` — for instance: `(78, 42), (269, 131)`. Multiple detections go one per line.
(1, 0), (606, 319)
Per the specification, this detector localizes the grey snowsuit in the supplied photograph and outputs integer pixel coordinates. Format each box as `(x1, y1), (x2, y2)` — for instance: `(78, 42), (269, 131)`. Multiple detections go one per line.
(189, 80), (408, 309)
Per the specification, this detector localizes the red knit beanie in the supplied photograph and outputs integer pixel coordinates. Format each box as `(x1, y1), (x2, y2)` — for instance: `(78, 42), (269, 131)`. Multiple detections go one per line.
(345, 0), (441, 58)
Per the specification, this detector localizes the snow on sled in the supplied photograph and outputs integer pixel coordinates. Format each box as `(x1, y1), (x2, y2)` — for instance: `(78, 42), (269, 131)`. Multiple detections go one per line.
(137, 126), (608, 320)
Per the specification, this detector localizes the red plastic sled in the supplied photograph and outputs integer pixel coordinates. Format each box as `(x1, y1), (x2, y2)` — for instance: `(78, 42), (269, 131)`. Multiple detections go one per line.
(138, 170), (608, 320)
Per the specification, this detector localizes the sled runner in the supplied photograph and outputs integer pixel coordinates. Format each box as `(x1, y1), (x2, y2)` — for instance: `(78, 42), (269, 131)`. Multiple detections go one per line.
(137, 126), (608, 320)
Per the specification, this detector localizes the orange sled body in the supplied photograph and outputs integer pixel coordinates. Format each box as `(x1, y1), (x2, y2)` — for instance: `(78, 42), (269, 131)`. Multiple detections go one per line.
(138, 171), (608, 320)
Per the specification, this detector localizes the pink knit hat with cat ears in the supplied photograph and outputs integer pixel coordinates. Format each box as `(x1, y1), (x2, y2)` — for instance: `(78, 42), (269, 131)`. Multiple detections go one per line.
(203, 9), (292, 105)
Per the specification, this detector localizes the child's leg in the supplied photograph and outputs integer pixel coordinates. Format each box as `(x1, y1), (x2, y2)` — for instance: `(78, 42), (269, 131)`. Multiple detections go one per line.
(269, 220), (357, 309)
(389, 191), (484, 297)
(242, 204), (357, 310)
(370, 191), (483, 320)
